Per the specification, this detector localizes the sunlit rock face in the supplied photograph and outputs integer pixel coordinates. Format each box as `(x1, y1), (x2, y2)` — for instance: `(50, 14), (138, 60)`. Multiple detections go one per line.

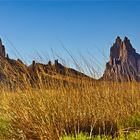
(0, 39), (6, 58)
(102, 36), (140, 82)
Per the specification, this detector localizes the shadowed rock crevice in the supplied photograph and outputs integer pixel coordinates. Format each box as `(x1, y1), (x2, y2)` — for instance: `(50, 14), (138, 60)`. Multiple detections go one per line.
(102, 36), (140, 82)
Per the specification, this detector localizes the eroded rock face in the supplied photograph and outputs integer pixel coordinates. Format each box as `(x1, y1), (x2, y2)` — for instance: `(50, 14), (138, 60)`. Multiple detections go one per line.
(102, 36), (140, 82)
(0, 39), (6, 58)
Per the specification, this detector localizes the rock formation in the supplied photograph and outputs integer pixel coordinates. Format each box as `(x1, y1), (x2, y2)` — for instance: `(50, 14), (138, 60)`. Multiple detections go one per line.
(102, 36), (140, 82)
(0, 39), (6, 57)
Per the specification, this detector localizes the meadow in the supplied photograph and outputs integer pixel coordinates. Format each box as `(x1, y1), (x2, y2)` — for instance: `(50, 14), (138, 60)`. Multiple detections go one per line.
(0, 72), (140, 140)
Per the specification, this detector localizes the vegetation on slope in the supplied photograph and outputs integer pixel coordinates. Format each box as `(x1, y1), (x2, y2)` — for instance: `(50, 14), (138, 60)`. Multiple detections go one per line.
(0, 78), (140, 139)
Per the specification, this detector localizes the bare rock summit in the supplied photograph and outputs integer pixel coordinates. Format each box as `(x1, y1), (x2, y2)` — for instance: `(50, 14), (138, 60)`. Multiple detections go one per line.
(102, 36), (140, 82)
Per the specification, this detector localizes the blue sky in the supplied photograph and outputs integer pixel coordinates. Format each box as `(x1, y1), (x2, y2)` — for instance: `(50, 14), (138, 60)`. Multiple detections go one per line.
(0, 0), (140, 76)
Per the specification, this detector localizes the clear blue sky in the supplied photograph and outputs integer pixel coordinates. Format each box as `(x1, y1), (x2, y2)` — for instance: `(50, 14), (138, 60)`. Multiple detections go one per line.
(0, 0), (140, 76)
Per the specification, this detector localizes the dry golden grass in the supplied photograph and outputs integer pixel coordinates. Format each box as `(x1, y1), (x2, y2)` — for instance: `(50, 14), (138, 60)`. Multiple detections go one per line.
(0, 77), (140, 139)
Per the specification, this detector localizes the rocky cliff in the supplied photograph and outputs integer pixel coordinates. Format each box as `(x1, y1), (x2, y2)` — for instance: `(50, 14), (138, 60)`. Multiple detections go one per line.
(102, 36), (140, 82)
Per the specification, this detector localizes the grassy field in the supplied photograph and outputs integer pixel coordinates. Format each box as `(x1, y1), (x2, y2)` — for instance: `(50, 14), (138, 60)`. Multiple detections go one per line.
(0, 76), (140, 140)
(61, 131), (140, 140)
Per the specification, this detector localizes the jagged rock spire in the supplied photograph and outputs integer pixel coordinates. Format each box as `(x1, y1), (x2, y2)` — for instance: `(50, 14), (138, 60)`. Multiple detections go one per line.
(102, 36), (140, 82)
(0, 38), (6, 58)
(109, 36), (122, 66)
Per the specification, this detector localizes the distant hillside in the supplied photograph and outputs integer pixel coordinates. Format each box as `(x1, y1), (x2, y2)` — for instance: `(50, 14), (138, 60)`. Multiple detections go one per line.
(0, 39), (94, 90)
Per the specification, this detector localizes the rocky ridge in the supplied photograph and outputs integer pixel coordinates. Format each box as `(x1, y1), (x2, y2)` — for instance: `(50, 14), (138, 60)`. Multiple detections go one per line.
(0, 39), (92, 90)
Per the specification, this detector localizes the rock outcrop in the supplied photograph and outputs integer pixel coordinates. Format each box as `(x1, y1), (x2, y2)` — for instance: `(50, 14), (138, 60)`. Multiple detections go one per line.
(102, 36), (140, 82)
(0, 39), (6, 57)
